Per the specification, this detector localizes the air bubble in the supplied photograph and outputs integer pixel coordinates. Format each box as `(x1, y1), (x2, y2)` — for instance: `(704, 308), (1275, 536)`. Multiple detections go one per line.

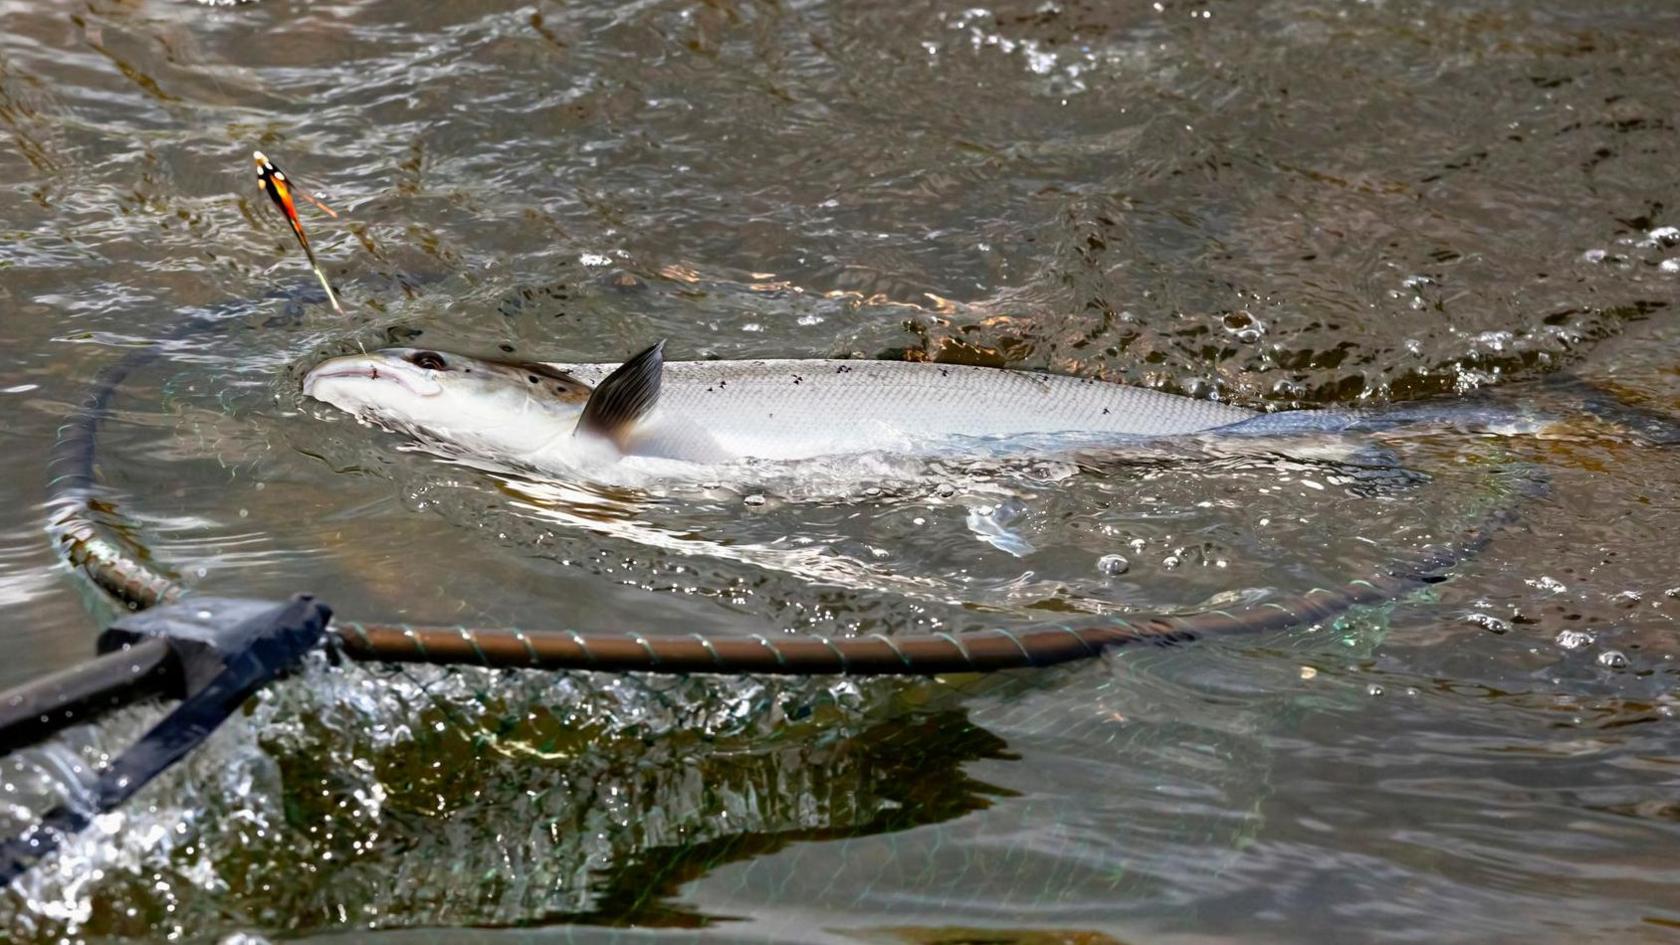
(1221, 310), (1265, 343)
(1596, 650), (1628, 669)
(1464, 612), (1510, 635)
(1096, 554), (1129, 576)
(1555, 629), (1594, 650)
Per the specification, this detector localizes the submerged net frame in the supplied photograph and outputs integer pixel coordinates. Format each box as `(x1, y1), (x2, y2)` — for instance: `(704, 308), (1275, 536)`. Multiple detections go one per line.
(43, 285), (1529, 677)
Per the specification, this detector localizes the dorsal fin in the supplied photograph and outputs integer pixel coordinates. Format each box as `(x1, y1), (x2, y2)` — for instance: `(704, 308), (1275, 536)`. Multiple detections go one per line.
(576, 341), (665, 448)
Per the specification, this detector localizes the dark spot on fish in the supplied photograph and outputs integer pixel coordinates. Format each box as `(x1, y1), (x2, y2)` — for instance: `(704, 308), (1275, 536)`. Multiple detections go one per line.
(499, 343), (516, 353)
(792, 375), (802, 385)
(940, 368), (949, 377)
(528, 375), (540, 384)
(719, 380), (726, 387)
(706, 386), (715, 393)
(1102, 407), (1110, 415)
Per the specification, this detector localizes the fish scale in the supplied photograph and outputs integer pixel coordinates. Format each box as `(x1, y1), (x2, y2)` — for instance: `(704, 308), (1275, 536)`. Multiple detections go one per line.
(547, 359), (1258, 461)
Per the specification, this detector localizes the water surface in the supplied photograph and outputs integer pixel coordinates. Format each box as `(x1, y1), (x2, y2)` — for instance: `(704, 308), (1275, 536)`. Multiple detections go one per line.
(1, 0), (1678, 942)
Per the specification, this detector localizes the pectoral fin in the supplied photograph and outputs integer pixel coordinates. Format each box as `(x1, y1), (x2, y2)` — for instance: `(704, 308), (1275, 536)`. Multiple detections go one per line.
(576, 340), (665, 450)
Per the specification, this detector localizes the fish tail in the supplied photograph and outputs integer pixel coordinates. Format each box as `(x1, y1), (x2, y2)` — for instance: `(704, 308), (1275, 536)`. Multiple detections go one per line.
(1529, 375), (1680, 445)
(1219, 379), (1680, 446)
(1215, 400), (1559, 439)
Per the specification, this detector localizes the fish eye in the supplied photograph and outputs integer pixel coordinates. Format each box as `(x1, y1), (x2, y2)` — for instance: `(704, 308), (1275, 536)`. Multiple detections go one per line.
(407, 351), (447, 371)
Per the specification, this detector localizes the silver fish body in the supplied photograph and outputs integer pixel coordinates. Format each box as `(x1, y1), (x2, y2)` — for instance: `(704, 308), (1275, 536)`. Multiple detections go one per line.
(302, 347), (1258, 475)
(557, 358), (1257, 461)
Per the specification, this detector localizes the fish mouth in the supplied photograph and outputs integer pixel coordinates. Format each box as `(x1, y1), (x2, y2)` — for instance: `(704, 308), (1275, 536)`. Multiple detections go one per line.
(303, 356), (442, 399)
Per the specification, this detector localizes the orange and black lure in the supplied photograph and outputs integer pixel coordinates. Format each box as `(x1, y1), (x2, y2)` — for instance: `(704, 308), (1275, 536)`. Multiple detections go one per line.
(253, 150), (343, 314)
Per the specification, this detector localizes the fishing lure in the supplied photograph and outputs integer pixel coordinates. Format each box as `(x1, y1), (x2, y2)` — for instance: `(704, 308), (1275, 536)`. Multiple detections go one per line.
(253, 150), (343, 314)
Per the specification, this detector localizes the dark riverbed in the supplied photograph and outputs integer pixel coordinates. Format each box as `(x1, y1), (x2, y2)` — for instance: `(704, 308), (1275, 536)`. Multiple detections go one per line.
(1, 0), (1678, 941)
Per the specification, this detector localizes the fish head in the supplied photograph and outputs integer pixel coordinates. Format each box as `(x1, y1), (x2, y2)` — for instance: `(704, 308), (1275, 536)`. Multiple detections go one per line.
(303, 347), (593, 460)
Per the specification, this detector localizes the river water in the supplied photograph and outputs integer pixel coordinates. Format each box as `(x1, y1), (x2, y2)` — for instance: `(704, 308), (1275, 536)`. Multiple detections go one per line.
(1, 0), (1677, 942)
